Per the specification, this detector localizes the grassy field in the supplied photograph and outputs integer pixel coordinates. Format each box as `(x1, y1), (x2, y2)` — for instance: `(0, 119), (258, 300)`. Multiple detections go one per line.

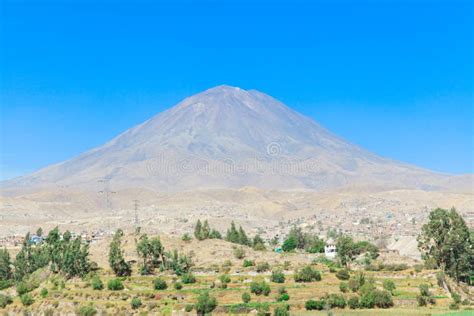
(1, 258), (472, 315)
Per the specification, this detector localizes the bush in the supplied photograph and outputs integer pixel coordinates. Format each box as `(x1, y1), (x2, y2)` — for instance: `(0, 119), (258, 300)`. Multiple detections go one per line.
(339, 282), (349, 293)
(271, 270), (286, 283)
(348, 296), (360, 309)
(174, 282), (183, 290)
(360, 291), (375, 308)
(0, 280), (12, 290)
(16, 281), (31, 295)
(277, 293), (290, 302)
(234, 247), (246, 259)
(414, 264), (423, 273)
(273, 304), (290, 316)
(452, 292), (461, 304)
(153, 278), (167, 290)
(256, 262), (271, 273)
(40, 288), (48, 298)
(78, 305), (97, 316)
(20, 293), (34, 306)
(373, 290), (394, 308)
(327, 293), (346, 308)
(305, 299), (325, 310)
(219, 274), (231, 284)
(449, 302), (460, 310)
(181, 233), (192, 242)
(195, 291), (217, 315)
(336, 269), (350, 280)
(181, 272), (196, 284)
(185, 304), (194, 312)
(382, 279), (396, 294)
(242, 292), (251, 303)
(0, 294), (13, 308)
(243, 259), (255, 267)
(294, 266), (321, 282)
(131, 297), (142, 309)
(250, 281), (271, 296)
(348, 278), (360, 292)
(91, 276), (104, 290)
(107, 278), (124, 291)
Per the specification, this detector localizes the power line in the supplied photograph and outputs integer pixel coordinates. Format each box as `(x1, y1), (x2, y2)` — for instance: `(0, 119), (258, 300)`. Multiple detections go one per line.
(133, 199), (139, 228)
(98, 178), (116, 210)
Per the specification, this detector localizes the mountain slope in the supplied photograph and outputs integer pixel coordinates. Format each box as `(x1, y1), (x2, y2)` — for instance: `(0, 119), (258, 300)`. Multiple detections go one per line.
(2, 85), (469, 193)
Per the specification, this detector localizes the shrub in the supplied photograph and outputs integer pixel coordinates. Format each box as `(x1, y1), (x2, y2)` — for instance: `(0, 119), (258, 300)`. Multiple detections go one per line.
(107, 278), (124, 291)
(250, 281), (271, 296)
(348, 296), (360, 309)
(219, 274), (231, 284)
(414, 264), (423, 273)
(174, 282), (183, 290)
(373, 290), (394, 308)
(195, 291), (217, 315)
(348, 278), (360, 292)
(271, 270), (286, 283)
(131, 297), (142, 309)
(277, 293), (290, 302)
(40, 288), (49, 298)
(452, 292), (461, 304)
(339, 282), (349, 293)
(16, 281), (31, 295)
(78, 305), (97, 316)
(336, 269), (350, 280)
(185, 304), (194, 312)
(327, 293), (346, 308)
(0, 280), (12, 290)
(305, 299), (325, 310)
(0, 294), (13, 308)
(243, 259), (255, 267)
(359, 282), (376, 296)
(91, 276), (104, 290)
(242, 292), (251, 303)
(256, 262), (271, 273)
(273, 304), (290, 316)
(234, 247), (246, 259)
(294, 266), (321, 282)
(449, 302), (460, 310)
(20, 293), (34, 306)
(382, 279), (396, 294)
(153, 278), (167, 290)
(182, 233), (192, 242)
(417, 283), (435, 306)
(181, 273), (196, 284)
(360, 291), (375, 308)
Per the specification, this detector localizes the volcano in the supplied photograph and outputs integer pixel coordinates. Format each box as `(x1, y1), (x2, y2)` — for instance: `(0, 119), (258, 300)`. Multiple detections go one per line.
(2, 85), (469, 193)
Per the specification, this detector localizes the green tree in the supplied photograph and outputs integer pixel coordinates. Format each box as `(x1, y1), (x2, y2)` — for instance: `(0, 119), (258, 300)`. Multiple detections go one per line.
(238, 226), (251, 246)
(136, 234), (164, 275)
(336, 235), (359, 267)
(281, 235), (297, 252)
(0, 248), (12, 281)
(108, 229), (131, 277)
(195, 291), (217, 315)
(202, 220), (211, 240)
(226, 221), (240, 243)
(417, 208), (473, 282)
(194, 220), (203, 240)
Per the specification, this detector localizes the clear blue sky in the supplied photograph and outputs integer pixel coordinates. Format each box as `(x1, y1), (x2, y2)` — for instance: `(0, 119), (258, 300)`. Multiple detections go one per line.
(1, 0), (473, 180)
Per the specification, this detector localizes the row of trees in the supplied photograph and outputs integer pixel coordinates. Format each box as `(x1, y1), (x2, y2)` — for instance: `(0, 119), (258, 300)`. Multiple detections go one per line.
(0, 227), (93, 287)
(193, 220), (266, 250)
(194, 220), (222, 240)
(108, 229), (193, 277)
(281, 226), (325, 253)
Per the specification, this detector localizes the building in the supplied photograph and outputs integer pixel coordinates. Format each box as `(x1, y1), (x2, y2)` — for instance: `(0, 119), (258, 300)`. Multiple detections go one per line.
(324, 238), (337, 258)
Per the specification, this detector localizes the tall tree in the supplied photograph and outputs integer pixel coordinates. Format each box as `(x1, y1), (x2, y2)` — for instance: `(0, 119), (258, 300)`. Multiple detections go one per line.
(194, 220), (203, 240)
(226, 221), (240, 243)
(418, 208), (473, 282)
(109, 229), (131, 277)
(336, 235), (359, 267)
(0, 248), (12, 280)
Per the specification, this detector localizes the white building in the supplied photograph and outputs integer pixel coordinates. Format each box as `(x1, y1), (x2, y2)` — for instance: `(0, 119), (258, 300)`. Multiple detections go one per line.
(324, 238), (337, 258)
